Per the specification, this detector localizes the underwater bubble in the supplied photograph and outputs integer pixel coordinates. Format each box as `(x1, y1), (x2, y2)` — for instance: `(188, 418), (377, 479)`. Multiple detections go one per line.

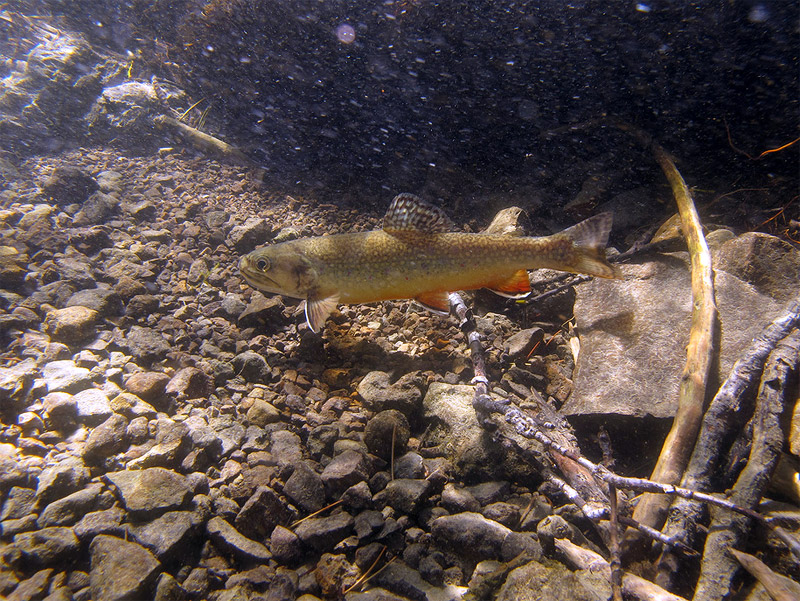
(635, 3), (651, 12)
(517, 99), (539, 121)
(336, 24), (356, 44)
(748, 4), (769, 23)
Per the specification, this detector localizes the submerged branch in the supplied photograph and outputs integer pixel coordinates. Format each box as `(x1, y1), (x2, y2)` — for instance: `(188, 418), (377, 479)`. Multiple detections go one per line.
(153, 114), (259, 169)
(658, 295), (800, 584)
(556, 538), (689, 601)
(692, 331), (799, 600)
(630, 140), (718, 535)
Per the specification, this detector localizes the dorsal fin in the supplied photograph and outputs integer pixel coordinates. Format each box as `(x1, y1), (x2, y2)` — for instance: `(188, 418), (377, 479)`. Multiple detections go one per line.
(383, 193), (454, 234)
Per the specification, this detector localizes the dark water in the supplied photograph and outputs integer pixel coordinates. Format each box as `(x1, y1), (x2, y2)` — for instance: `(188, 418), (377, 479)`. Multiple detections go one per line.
(5, 0), (798, 208)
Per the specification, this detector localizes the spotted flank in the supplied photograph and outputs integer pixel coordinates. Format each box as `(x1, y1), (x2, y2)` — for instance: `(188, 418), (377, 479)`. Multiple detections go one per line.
(239, 193), (617, 332)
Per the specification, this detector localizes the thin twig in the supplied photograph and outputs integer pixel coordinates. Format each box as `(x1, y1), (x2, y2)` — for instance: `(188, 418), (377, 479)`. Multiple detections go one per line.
(343, 545), (387, 594)
(608, 483), (623, 601)
(290, 500), (342, 528)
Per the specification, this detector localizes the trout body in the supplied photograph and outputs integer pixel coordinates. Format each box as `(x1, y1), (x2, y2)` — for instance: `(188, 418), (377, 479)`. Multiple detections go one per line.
(239, 193), (616, 332)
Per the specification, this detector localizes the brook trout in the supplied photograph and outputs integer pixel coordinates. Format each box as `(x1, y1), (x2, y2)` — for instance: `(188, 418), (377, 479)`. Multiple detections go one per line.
(239, 193), (616, 332)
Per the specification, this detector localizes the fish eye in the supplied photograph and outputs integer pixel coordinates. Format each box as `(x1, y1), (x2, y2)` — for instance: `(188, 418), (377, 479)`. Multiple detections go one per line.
(256, 258), (270, 271)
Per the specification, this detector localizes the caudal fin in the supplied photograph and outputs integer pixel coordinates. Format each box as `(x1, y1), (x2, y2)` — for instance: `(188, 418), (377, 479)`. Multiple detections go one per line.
(561, 212), (619, 279)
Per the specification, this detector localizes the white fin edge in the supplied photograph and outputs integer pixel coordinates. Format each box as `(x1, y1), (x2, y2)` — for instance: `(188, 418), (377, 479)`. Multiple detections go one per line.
(304, 294), (340, 333)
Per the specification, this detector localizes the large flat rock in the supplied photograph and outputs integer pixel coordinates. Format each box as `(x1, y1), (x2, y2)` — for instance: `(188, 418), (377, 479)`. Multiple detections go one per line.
(566, 232), (798, 420)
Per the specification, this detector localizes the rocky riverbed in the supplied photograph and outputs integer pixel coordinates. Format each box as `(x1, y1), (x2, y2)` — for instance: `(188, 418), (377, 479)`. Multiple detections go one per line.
(0, 148), (618, 601)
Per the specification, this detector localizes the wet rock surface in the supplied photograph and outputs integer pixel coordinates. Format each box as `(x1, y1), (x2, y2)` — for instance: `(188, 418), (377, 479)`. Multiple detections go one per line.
(0, 8), (798, 601)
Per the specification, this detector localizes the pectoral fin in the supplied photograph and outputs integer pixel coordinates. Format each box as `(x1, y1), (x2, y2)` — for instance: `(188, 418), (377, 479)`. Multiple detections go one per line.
(487, 269), (531, 298)
(304, 294), (340, 333)
(414, 291), (451, 315)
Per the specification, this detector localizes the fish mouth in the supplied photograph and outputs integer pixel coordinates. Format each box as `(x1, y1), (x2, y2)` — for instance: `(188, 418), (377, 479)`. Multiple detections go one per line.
(238, 256), (278, 289)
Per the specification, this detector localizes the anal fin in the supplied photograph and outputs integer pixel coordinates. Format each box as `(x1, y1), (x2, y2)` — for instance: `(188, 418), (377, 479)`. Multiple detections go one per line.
(304, 294), (340, 333)
(487, 269), (531, 298)
(413, 291), (451, 315)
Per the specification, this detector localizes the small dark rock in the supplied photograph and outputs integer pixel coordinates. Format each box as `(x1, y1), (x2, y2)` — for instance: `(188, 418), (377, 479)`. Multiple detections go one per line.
(89, 535), (161, 601)
(357, 371), (425, 418)
(320, 450), (372, 499)
(165, 367), (211, 401)
(82, 413), (128, 464)
(270, 525), (302, 564)
(129, 511), (200, 562)
(14, 527), (80, 566)
(206, 516), (271, 561)
(73, 507), (126, 541)
(232, 351), (270, 384)
(119, 326), (171, 365)
(37, 482), (103, 528)
(374, 479), (432, 515)
(65, 287), (122, 317)
(284, 463), (325, 513)
(123, 371), (171, 406)
(104, 468), (191, 518)
(234, 486), (291, 539)
(42, 167), (98, 205)
(363, 410), (410, 461)
(294, 510), (354, 552)
(393, 452), (425, 480)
